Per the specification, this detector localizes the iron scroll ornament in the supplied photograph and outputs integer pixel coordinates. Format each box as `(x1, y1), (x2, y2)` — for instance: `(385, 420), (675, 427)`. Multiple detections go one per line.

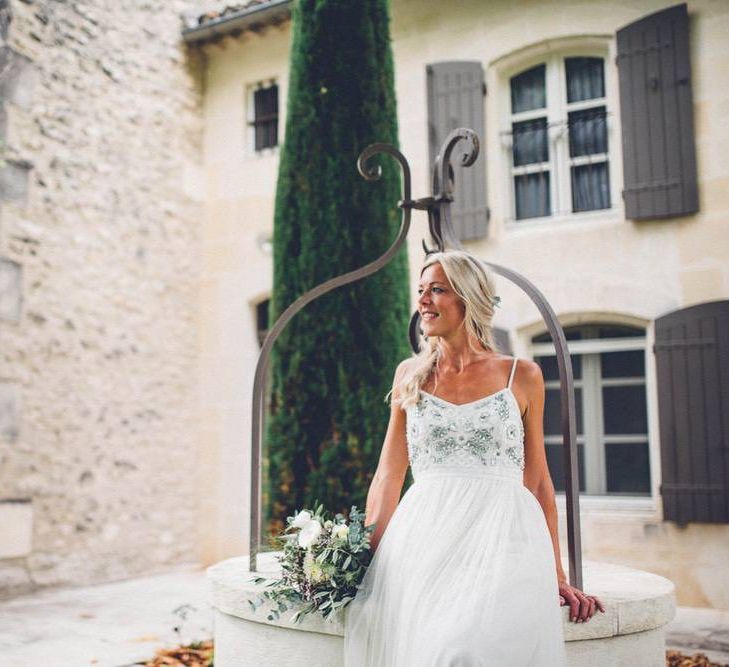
(248, 129), (584, 591)
(248, 144), (413, 573)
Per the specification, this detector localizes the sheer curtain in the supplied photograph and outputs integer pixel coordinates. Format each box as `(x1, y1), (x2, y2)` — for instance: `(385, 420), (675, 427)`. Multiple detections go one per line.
(566, 58), (610, 212)
(510, 65), (550, 219)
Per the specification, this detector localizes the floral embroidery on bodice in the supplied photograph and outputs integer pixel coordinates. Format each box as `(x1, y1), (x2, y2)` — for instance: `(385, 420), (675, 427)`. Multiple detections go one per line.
(405, 359), (525, 480)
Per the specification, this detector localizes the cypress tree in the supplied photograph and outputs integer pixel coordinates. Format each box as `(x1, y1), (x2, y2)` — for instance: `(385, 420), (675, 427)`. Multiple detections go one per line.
(264, 0), (411, 539)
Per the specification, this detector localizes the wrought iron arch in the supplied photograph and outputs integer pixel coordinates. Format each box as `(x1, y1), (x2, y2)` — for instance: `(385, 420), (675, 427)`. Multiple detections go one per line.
(249, 129), (583, 590)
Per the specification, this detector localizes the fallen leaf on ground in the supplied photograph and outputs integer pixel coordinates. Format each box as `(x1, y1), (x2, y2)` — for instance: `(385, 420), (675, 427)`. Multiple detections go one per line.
(666, 649), (729, 667)
(143, 639), (213, 667)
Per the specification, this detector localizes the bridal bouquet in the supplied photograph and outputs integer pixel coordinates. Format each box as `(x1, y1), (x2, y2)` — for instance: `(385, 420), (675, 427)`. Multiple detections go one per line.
(248, 502), (375, 624)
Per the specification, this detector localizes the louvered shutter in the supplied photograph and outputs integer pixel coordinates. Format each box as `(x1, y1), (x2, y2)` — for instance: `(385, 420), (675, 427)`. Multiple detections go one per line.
(653, 300), (729, 525)
(616, 3), (698, 219)
(426, 62), (488, 240)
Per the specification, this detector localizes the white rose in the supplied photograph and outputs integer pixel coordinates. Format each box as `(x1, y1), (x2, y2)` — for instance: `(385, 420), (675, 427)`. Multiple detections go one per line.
(324, 520), (333, 529)
(298, 518), (322, 548)
(332, 524), (349, 541)
(303, 551), (326, 583)
(309, 562), (325, 583)
(291, 510), (312, 528)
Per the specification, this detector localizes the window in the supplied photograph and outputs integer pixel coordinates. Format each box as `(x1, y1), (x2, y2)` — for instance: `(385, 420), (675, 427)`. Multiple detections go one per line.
(530, 323), (649, 496)
(256, 298), (270, 347)
(249, 83), (278, 152)
(506, 55), (612, 221)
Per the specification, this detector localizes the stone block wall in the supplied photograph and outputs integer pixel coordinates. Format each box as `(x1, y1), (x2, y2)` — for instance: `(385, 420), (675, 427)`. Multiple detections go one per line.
(0, 0), (205, 597)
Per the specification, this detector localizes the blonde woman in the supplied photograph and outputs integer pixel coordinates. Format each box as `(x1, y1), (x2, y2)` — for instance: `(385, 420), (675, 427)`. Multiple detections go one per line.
(344, 249), (604, 666)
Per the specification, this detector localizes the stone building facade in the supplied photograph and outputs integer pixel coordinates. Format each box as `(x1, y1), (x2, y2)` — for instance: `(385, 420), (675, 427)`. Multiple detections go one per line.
(0, 0), (206, 597)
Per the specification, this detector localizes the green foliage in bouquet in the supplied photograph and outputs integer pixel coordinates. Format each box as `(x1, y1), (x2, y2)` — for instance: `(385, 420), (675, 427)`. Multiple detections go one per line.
(264, 0), (412, 539)
(249, 503), (375, 624)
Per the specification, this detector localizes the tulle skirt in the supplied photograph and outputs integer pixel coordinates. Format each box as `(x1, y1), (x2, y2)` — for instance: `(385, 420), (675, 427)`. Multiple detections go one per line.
(343, 467), (568, 666)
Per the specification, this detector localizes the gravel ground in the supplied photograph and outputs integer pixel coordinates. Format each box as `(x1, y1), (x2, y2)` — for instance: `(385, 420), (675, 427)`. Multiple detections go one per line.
(0, 565), (212, 667)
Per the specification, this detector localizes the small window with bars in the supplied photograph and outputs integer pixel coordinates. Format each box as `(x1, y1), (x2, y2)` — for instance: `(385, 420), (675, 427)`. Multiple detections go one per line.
(505, 55), (612, 221)
(256, 298), (270, 348)
(249, 83), (279, 152)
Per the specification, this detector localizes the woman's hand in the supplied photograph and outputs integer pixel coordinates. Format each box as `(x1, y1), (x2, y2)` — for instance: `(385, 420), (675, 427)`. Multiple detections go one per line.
(558, 578), (606, 623)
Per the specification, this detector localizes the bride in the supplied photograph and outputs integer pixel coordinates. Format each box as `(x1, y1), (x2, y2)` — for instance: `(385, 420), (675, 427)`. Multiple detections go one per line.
(343, 249), (604, 666)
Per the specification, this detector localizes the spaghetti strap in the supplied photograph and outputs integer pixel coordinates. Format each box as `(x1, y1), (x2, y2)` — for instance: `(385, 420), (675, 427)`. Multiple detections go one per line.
(507, 357), (518, 389)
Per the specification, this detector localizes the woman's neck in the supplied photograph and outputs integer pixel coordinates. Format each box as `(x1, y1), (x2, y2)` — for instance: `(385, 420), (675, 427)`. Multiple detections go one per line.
(435, 338), (493, 375)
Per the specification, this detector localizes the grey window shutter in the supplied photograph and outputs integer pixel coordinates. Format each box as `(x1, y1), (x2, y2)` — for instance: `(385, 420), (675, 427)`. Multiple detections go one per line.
(653, 300), (729, 526)
(616, 3), (698, 220)
(491, 327), (512, 355)
(426, 62), (488, 241)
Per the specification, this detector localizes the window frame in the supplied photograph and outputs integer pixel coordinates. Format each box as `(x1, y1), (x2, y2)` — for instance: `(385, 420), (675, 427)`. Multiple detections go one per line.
(245, 79), (280, 157)
(528, 325), (658, 510)
(499, 45), (620, 227)
(255, 297), (271, 348)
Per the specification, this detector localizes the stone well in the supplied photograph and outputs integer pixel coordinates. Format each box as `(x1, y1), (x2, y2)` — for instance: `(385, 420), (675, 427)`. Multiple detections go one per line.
(208, 552), (675, 666)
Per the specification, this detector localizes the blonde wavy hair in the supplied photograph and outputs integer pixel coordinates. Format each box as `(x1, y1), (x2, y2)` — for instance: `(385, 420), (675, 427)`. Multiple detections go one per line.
(387, 250), (503, 410)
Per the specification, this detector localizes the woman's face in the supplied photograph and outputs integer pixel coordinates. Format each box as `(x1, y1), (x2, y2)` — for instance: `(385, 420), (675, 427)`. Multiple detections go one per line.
(417, 262), (466, 337)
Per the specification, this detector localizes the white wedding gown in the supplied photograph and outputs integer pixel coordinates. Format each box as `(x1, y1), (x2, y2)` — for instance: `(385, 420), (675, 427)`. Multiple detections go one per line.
(343, 357), (567, 666)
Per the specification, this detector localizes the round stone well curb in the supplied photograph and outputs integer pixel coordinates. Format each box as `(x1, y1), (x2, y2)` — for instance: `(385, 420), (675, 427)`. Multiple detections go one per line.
(208, 553), (675, 666)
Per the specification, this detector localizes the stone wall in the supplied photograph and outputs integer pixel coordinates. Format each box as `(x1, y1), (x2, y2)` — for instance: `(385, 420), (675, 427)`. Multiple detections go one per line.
(0, 0), (206, 597)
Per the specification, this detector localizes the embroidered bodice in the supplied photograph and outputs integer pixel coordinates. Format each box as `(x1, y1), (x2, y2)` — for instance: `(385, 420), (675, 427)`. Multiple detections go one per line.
(405, 358), (525, 480)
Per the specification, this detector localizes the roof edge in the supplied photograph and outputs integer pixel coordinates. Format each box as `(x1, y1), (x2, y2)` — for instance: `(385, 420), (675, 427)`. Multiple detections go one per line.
(183, 0), (292, 44)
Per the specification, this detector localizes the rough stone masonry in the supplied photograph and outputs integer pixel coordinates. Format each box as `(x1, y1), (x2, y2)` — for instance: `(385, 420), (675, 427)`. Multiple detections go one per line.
(0, 0), (208, 597)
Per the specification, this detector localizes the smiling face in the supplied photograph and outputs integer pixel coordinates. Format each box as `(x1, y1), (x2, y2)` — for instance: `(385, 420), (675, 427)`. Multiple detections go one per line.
(417, 262), (466, 337)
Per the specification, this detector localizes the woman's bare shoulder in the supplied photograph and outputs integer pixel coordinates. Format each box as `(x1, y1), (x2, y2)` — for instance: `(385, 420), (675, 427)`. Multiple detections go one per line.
(513, 357), (543, 379)
(510, 357), (545, 396)
(503, 357), (542, 418)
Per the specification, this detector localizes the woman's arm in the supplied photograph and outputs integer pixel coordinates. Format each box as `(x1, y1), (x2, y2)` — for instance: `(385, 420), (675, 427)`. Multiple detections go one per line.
(520, 359), (605, 622)
(365, 360), (411, 553)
